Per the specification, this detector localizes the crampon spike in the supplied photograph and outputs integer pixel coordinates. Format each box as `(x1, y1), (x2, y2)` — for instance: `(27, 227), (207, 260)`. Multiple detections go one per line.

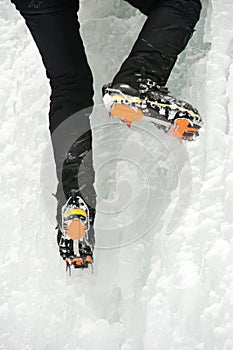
(169, 119), (199, 140)
(66, 258), (72, 276)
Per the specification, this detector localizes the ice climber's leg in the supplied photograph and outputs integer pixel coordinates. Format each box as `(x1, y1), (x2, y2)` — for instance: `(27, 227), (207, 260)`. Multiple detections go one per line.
(103, 0), (203, 141)
(114, 0), (202, 86)
(11, 0), (96, 247)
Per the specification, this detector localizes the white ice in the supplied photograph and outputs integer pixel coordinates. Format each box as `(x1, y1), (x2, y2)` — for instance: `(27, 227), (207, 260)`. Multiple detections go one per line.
(1, 0), (233, 349)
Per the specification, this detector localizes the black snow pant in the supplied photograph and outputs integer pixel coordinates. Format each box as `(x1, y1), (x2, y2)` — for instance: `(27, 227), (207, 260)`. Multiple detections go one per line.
(10, 0), (201, 244)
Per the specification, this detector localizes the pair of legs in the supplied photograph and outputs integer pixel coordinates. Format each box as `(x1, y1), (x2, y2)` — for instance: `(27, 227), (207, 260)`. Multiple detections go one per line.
(11, 0), (201, 244)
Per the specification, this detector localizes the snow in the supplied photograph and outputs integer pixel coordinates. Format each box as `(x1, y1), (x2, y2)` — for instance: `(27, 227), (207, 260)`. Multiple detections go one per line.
(1, 0), (233, 349)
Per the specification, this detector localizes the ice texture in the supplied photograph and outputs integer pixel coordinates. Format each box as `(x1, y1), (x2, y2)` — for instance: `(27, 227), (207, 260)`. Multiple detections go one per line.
(1, 0), (233, 349)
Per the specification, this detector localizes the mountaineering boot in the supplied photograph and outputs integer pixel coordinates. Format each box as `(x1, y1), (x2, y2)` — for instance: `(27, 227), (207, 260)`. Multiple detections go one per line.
(57, 189), (94, 270)
(103, 77), (203, 141)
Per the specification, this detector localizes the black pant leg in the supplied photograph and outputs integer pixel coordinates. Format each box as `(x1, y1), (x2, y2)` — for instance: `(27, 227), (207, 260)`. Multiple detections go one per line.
(114, 0), (202, 86)
(11, 0), (96, 239)
(123, 0), (163, 15)
(124, 0), (201, 15)
(13, 1), (94, 132)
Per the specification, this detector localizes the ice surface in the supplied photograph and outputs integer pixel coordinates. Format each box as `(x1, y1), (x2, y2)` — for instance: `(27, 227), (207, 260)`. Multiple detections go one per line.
(1, 0), (233, 349)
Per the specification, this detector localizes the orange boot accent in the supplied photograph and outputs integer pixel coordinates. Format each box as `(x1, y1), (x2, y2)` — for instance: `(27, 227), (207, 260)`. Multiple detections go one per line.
(65, 258), (72, 266)
(85, 256), (93, 264)
(169, 119), (199, 139)
(72, 257), (84, 266)
(110, 104), (143, 124)
(66, 220), (87, 241)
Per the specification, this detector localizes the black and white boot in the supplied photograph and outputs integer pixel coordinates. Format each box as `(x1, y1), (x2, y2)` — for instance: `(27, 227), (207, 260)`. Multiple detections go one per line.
(103, 78), (203, 141)
(57, 189), (94, 271)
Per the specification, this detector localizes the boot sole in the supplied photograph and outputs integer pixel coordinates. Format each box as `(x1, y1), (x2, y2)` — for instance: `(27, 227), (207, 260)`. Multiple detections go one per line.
(106, 94), (201, 141)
